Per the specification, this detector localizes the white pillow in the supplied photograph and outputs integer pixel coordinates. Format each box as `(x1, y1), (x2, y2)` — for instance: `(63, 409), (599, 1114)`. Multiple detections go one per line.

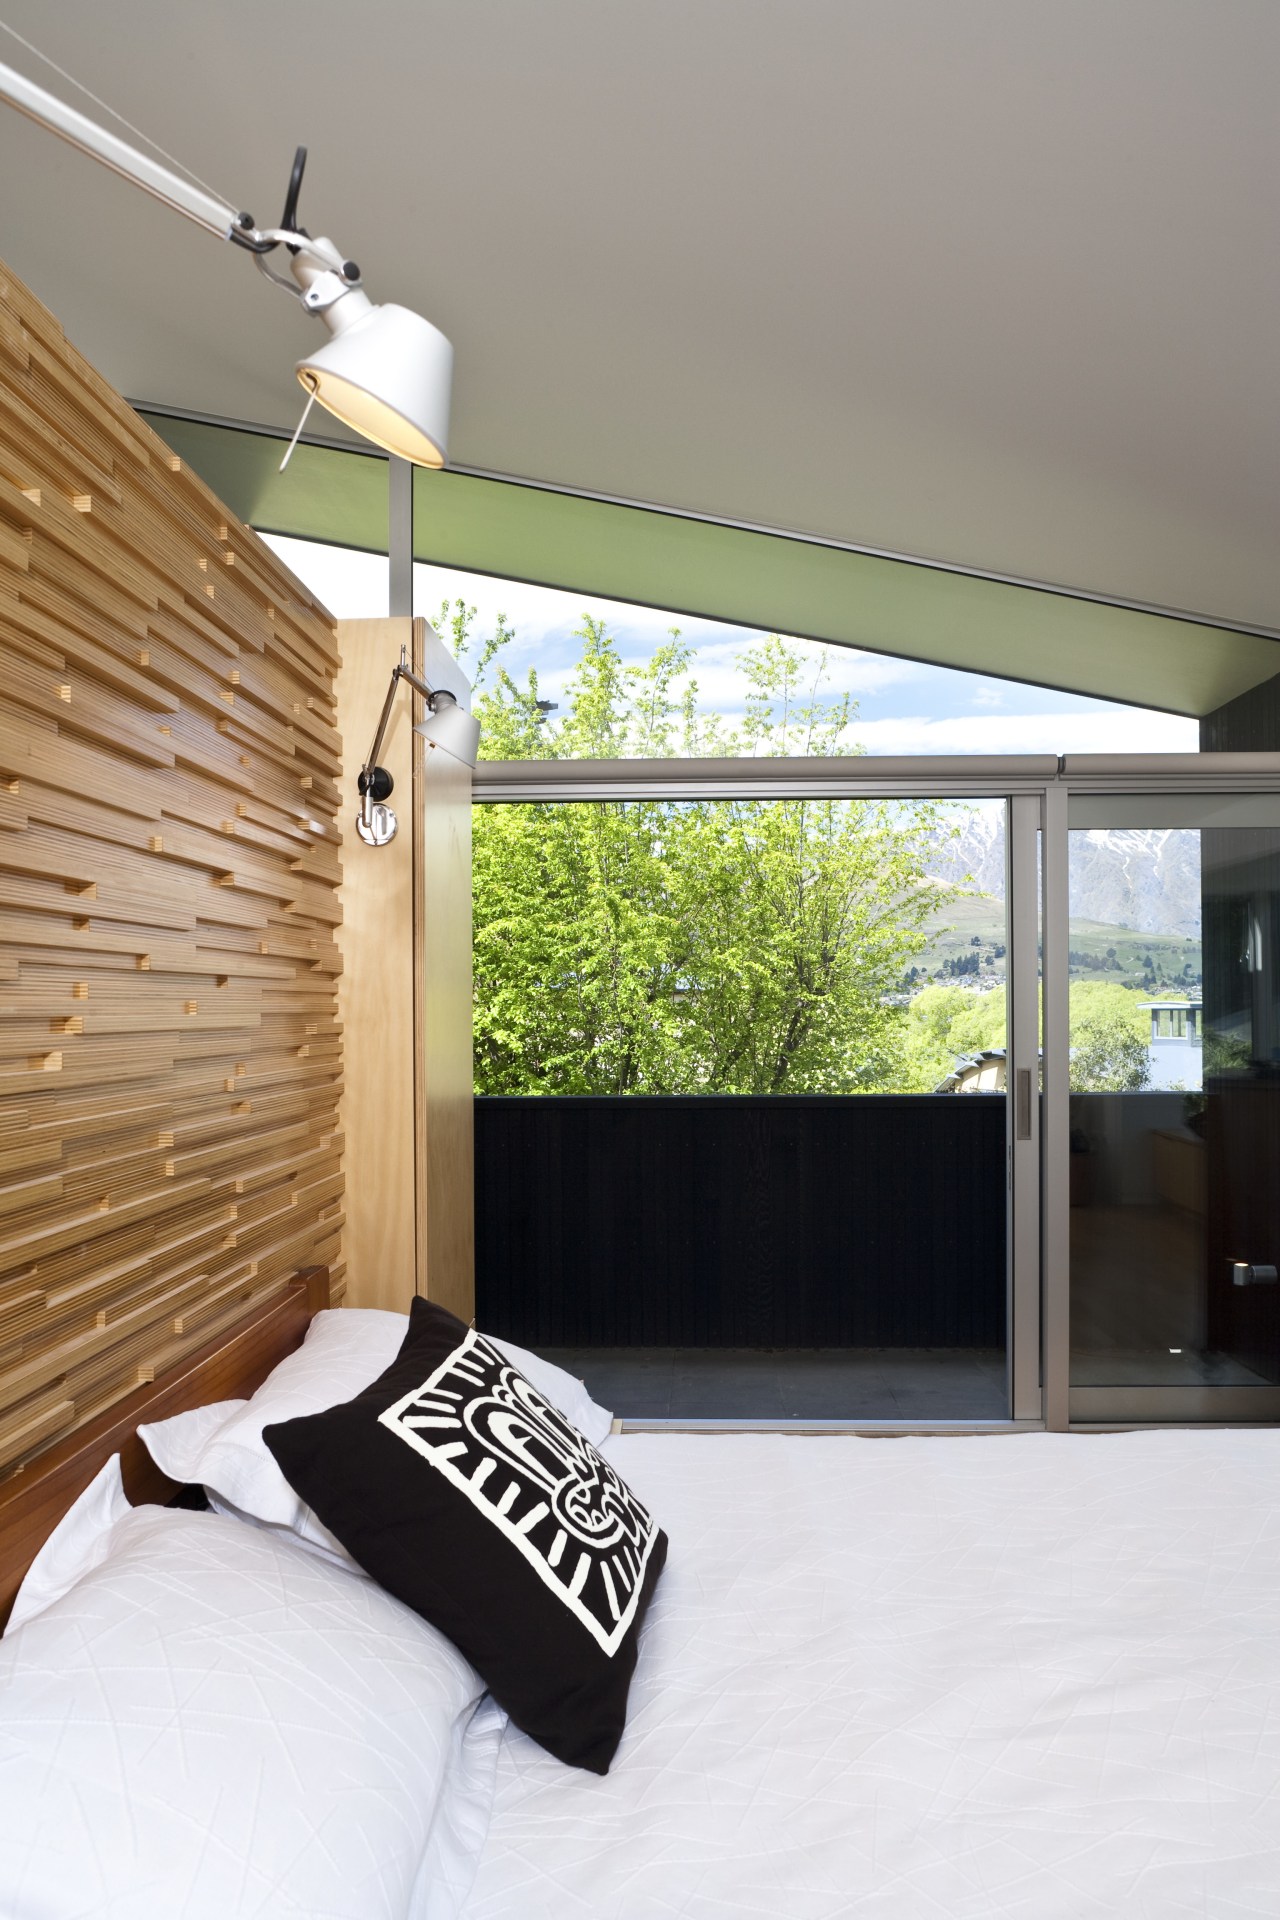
(140, 1307), (614, 1561)
(0, 1457), (494, 1920)
(5, 1453), (132, 1632)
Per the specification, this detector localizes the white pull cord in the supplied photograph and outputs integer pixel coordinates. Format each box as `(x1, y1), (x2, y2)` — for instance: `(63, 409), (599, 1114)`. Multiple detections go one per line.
(279, 387), (318, 472)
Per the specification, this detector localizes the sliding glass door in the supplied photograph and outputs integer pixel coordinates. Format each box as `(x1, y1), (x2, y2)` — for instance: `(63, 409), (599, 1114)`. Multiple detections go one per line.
(475, 754), (1280, 1429)
(1065, 790), (1280, 1423)
(472, 762), (1048, 1427)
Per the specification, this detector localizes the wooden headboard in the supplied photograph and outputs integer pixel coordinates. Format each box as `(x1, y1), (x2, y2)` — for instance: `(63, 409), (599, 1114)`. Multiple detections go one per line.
(0, 1267), (330, 1630)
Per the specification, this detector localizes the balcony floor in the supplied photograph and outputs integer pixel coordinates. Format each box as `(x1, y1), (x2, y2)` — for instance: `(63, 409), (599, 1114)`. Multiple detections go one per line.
(539, 1345), (1009, 1422)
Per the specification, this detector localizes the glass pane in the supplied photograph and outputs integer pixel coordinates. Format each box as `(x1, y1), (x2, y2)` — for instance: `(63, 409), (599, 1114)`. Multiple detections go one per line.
(415, 560), (1197, 761)
(474, 795), (1011, 1421)
(1068, 796), (1280, 1397)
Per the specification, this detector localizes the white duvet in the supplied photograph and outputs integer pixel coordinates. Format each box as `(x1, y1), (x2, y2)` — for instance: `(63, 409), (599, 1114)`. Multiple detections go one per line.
(461, 1429), (1280, 1919)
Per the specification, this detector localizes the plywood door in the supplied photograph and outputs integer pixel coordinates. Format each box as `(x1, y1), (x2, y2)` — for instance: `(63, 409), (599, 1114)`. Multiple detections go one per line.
(335, 617), (474, 1318)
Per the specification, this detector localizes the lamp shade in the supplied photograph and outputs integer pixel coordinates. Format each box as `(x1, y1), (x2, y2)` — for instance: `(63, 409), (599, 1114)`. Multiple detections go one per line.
(414, 692), (481, 768)
(296, 302), (453, 468)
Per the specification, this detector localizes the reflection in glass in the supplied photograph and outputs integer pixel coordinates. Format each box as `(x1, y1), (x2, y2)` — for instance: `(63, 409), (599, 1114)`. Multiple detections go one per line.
(1068, 799), (1280, 1398)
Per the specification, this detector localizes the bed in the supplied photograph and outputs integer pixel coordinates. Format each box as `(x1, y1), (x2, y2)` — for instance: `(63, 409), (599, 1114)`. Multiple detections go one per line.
(2, 1276), (1279, 1918)
(467, 1428), (1280, 1918)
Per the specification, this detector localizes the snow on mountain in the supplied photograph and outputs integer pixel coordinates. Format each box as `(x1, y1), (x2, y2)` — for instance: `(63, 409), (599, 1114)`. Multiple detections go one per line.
(926, 809), (1201, 937)
(1068, 827), (1201, 936)
(925, 807), (1005, 898)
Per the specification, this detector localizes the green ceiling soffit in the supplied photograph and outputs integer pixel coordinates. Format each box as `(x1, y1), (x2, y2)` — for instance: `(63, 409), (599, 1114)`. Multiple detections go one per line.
(141, 412), (1279, 719)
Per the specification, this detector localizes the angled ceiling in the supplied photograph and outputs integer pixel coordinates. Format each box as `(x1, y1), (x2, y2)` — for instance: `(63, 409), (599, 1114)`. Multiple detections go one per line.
(143, 414), (1280, 718)
(1, 1), (1278, 666)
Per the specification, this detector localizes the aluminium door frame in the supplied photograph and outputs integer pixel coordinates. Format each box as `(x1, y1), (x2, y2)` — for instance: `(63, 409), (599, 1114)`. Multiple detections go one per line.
(1007, 794), (1042, 1422)
(473, 750), (1280, 1433)
(475, 751), (1053, 1429)
(1049, 754), (1280, 1430)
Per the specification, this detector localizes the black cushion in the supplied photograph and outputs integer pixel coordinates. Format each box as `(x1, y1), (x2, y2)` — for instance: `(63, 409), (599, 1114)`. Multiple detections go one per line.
(263, 1298), (667, 1774)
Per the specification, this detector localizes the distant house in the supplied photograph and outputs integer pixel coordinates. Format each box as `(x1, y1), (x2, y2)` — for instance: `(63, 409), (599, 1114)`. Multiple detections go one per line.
(938, 1003), (1205, 1096)
(1139, 998), (1202, 1091)
(936, 1049), (1007, 1094)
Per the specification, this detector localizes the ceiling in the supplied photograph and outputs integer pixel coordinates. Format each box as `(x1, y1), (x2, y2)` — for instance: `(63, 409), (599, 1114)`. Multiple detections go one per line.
(141, 414), (1280, 717)
(0, 0), (1277, 649)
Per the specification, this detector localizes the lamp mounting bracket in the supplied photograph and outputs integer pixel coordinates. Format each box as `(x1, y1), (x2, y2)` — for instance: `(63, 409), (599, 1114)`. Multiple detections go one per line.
(355, 648), (469, 849)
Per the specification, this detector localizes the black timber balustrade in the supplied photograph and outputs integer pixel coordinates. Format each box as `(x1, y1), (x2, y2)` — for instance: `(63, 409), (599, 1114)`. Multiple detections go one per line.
(475, 1096), (1007, 1349)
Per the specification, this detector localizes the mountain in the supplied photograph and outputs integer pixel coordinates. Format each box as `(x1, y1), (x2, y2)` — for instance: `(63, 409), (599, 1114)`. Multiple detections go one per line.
(927, 806), (1006, 899)
(926, 809), (1202, 937)
(1067, 828), (1201, 937)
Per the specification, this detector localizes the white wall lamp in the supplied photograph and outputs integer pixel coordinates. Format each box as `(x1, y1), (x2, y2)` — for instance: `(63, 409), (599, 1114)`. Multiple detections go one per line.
(357, 646), (481, 847)
(0, 59), (453, 468)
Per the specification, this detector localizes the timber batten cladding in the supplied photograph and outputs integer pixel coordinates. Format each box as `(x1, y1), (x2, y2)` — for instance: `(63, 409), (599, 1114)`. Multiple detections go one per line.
(0, 257), (344, 1482)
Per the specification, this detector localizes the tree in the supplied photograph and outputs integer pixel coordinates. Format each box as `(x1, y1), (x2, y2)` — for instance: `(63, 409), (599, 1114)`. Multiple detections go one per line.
(448, 606), (961, 1094)
(1067, 982), (1150, 1091)
(900, 984), (1007, 1089)
(899, 979), (1153, 1092)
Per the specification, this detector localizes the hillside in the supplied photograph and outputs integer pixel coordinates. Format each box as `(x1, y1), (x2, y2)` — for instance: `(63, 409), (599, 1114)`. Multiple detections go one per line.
(915, 808), (1202, 992)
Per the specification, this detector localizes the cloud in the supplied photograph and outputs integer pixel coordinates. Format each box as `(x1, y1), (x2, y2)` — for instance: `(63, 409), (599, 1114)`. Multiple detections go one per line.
(267, 540), (1200, 761)
(414, 564), (710, 654)
(846, 710), (1199, 756)
(414, 567), (927, 690)
(684, 638), (926, 697)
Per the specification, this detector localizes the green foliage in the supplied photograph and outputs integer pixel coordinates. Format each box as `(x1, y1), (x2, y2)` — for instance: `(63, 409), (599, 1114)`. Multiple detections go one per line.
(899, 984), (1008, 1090)
(1065, 981), (1151, 1091)
(1203, 1026), (1252, 1076)
(455, 605), (957, 1094)
(444, 601), (1166, 1098)
(898, 979), (1154, 1092)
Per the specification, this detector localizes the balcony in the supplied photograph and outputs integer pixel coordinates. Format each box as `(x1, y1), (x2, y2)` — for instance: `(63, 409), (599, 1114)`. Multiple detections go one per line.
(475, 1093), (1007, 1422)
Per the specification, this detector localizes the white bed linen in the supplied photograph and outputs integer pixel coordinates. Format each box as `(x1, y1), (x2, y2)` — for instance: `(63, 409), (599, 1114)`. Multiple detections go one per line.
(0, 1491), (493, 1920)
(462, 1429), (1280, 1919)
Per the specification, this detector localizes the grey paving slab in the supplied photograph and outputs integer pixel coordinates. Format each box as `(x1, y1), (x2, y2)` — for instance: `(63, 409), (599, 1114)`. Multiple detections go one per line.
(780, 1389), (904, 1419)
(537, 1345), (1010, 1421)
(890, 1385), (1008, 1419)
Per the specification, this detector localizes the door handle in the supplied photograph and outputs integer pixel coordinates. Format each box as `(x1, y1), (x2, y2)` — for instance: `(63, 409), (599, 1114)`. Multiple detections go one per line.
(1230, 1261), (1278, 1287)
(1015, 1067), (1032, 1140)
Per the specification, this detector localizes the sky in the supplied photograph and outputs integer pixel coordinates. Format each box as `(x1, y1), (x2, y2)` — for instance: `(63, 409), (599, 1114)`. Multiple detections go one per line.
(263, 535), (1199, 758)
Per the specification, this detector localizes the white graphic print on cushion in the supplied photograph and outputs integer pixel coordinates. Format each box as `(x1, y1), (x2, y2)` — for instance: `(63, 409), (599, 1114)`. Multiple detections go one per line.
(378, 1331), (658, 1655)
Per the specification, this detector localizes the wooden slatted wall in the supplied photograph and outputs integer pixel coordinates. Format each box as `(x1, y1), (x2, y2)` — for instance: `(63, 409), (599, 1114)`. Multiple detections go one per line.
(0, 256), (345, 1483)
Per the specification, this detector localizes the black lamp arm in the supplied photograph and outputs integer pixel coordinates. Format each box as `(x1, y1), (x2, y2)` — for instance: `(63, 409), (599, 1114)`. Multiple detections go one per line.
(358, 655), (459, 799)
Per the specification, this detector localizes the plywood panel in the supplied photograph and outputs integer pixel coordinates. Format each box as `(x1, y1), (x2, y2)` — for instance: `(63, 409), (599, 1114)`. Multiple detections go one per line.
(336, 616), (474, 1318)
(333, 617), (417, 1310)
(0, 255), (345, 1481)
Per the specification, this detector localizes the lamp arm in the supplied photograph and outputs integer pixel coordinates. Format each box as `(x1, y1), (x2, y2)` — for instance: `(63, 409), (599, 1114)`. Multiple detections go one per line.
(358, 659), (451, 794)
(395, 663), (441, 707)
(360, 664), (414, 797)
(0, 62), (363, 283)
(355, 656), (468, 847)
(0, 57), (245, 240)
(0, 63), (453, 470)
